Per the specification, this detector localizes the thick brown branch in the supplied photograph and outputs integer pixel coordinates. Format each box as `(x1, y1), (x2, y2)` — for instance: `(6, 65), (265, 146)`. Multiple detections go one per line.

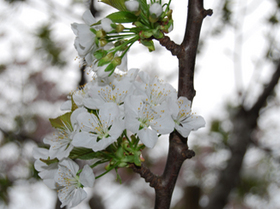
(129, 163), (160, 188)
(179, 0), (212, 101)
(158, 35), (181, 56)
(154, 131), (195, 209)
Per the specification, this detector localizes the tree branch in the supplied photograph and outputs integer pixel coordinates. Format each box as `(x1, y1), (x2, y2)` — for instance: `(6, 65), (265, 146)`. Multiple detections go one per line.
(179, 0), (212, 101)
(205, 61), (280, 209)
(134, 1), (212, 208)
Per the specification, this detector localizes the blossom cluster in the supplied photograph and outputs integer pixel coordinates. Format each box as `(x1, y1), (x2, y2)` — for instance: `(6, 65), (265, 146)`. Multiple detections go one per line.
(33, 1), (205, 208)
(73, 0), (173, 76)
(34, 68), (205, 207)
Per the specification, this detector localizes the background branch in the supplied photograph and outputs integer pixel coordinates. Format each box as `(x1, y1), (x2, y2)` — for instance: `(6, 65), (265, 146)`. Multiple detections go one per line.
(205, 61), (280, 209)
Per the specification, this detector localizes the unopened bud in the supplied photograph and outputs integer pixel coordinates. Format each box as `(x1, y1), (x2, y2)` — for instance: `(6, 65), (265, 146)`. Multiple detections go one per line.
(116, 24), (125, 33)
(125, 0), (140, 15)
(112, 57), (122, 66)
(149, 3), (163, 23)
(96, 29), (106, 38)
(99, 38), (108, 47)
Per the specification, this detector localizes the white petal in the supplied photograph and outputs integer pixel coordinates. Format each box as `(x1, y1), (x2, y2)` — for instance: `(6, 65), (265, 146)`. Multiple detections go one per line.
(149, 3), (163, 17)
(101, 18), (114, 32)
(178, 116), (206, 137)
(59, 159), (79, 176)
(91, 137), (116, 152)
(60, 100), (72, 111)
(125, 1), (140, 12)
(72, 132), (97, 149)
(138, 127), (158, 148)
(150, 114), (175, 134)
(71, 107), (87, 126)
(99, 102), (120, 124)
(79, 164), (95, 187)
(70, 188), (87, 208)
(32, 147), (49, 159)
(82, 10), (96, 26)
(43, 179), (58, 190)
(77, 112), (99, 133)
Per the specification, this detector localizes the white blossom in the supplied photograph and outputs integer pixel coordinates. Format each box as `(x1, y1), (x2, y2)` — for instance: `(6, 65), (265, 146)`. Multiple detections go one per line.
(43, 120), (76, 160)
(135, 71), (177, 112)
(124, 95), (174, 148)
(72, 103), (124, 151)
(71, 10), (99, 66)
(33, 147), (58, 189)
(55, 159), (95, 208)
(168, 96), (206, 137)
(84, 80), (134, 110)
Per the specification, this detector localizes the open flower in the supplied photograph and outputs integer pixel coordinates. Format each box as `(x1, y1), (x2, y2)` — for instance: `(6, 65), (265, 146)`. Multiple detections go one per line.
(135, 71), (177, 112)
(72, 102), (124, 151)
(124, 95), (174, 148)
(43, 119), (77, 160)
(71, 10), (99, 66)
(84, 79), (134, 111)
(55, 159), (95, 208)
(169, 97), (206, 137)
(33, 147), (58, 189)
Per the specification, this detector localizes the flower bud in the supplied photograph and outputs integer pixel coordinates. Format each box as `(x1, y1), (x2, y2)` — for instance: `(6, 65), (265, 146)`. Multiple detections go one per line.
(99, 38), (108, 47)
(125, 0), (140, 15)
(112, 57), (122, 67)
(116, 24), (125, 33)
(149, 3), (163, 22)
(96, 29), (106, 38)
(101, 18), (114, 32)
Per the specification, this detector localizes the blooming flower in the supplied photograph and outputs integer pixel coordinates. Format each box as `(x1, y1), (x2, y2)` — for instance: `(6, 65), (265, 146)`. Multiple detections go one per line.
(124, 95), (174, 148)
(72, 79), (97, 107)
(43, 118), (76, 160)
(168, 96), (206, 137)
(55, 159), (95, 208)
(72, 102), (124, 151)
(135, 71), (177, 112)
(71, 10), (99, 66)
(84, 79), (134, 111)
(33, 147), (59, 189)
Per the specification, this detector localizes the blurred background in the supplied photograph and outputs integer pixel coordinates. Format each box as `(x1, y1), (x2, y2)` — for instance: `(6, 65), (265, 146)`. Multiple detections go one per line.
(1, 0), (280, 208)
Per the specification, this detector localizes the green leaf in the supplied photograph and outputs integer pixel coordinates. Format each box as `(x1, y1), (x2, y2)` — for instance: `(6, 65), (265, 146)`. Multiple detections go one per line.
(40, 157), (59, 165)
(134, 153), (141, 166)
(152, 29), (163, 39)
(49, 112), (72, 130)
(100, 0), (128, 11)
(107, 11), (138, 23)
(78, 152), (100, 160)
(140, 39), (155, 52)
